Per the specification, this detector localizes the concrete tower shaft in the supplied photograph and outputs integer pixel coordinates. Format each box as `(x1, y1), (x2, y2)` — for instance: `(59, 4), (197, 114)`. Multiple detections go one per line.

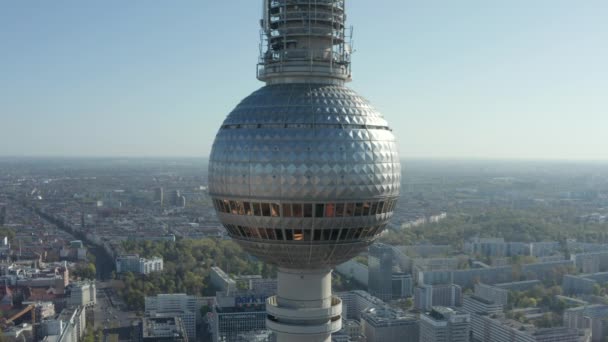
(258, 0), (352, 84)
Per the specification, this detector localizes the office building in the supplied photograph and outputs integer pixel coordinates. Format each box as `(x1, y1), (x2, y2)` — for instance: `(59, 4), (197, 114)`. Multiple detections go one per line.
(116, 254), (164, 275)
(336, 290), (386, 321)
(360, 307), (418, 342)
(211, 291), (269, 342)
(145, 294), (198, 341)
(420, 307), (470, 342)
(141, 316), (188, 342)
(210, 267), (237, 294)
(41, 306), (87, 342)
(369, 243), (395, 301)
(67, 281), (96, 308)
(415, 284), (462, 311)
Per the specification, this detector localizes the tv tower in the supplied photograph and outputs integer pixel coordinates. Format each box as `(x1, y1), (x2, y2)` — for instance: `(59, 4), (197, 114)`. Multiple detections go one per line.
(209, 1), (400, 341)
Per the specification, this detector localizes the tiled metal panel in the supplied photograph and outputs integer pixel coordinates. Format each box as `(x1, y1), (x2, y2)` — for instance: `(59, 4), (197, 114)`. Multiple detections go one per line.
(209, 83), (401, 269)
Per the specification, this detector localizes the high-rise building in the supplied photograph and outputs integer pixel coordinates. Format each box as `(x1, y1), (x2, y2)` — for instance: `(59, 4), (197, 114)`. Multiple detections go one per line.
(154, 187), (164, 207)
(66, 281), (97, 308)
(360, 307), (418, 342)
(336, 290), (386, 321)
(0, 205), (6, 226)
(415, 284), (462, 311)
(369, 243), (395, 301)
(212, 291), (268, 342)
(208, 1), (401, 341)
(145, 294), (198, 341)
(420, 307), (470, 342)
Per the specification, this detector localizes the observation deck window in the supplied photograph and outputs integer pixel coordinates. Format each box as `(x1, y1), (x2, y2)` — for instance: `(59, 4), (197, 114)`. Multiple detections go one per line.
(304, 204), (313, 217)
(315, 204), (325, 218)
(271, 203), (281, 217)
(253, 202), (262, 216)
(262, 203), (271, 217)
(354, 203), (363, 216)
(292, 204), (303, 217)
(345, 203), (355, 217)
(282, 204), (293, 217)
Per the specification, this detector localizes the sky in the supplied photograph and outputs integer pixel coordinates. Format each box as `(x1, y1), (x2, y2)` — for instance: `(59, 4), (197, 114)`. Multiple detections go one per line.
(1, 1), (607, 160)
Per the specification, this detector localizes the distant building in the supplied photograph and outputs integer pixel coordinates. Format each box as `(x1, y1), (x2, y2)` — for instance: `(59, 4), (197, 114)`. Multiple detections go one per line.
(0, 205), (6, 225)
(211, 291), (269, 342)
(145, 294), (198, 341)
(154, 187), (164, 207)
(360, 307), (418, 342)
(141, 316), (189, 342)
(474, 283), (508, 306)
(392, 273), (413, 298)
(67, 281), (96, 308)
(335, 259), (369, 287)
(470, 313), (584, 342)
(462, 295), (503, 316)
(414, 284), (462, 311)
(563, 304), (608, 342)
(368, 243), (394, 301)
(336, 290), (386, 321)
(210, 267), (237, 294)
(562, 272), (608, 295)
(570, 251), (608, 273)
(464, 237), (530, 257)
(420, 306), (470, 342)
(116, 254), (164, 275)
(369, 243), (412, 301)
(41, 305), (87, 342)
(494, 280), (542, 292)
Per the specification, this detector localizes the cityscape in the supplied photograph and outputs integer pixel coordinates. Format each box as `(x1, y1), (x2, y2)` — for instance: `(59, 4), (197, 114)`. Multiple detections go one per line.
(2, 1), (608, 342)
(1, 158), (607, 341)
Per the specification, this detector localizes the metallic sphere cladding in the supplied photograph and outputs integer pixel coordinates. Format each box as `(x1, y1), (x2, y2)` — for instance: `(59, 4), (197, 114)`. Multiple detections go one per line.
(209, 83), (400, 269)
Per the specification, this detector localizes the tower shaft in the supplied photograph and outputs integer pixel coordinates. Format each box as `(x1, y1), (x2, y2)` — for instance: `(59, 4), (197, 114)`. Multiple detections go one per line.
(266, 268), (342, 342)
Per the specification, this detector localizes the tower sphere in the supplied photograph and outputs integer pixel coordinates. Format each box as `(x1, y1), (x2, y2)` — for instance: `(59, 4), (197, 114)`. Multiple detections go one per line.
(209, 83), (401, 269)
(209, 1), (401, 340)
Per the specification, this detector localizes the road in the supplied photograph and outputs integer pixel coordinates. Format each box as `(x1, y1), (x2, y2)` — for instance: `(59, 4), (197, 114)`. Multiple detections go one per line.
(93, 281), (138, 331)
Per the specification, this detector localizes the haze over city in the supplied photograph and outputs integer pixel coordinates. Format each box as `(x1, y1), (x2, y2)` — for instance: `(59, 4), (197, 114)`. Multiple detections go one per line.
(2, 0), (607, 160)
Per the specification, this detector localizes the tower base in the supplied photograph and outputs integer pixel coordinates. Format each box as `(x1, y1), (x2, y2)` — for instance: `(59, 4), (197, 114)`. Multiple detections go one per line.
(266, 268), (342, 342)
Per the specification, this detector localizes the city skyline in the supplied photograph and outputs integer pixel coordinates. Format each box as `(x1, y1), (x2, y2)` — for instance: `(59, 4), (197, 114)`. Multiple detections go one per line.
(2, 0), (607, 160)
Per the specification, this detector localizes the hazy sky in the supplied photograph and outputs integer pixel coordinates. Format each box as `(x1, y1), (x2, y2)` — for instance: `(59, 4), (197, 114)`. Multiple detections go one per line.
(1, 1), (607, 160)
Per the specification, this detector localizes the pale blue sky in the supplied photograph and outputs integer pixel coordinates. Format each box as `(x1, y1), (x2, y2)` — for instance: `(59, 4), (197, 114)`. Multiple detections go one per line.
(1, 1), (607, 159)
